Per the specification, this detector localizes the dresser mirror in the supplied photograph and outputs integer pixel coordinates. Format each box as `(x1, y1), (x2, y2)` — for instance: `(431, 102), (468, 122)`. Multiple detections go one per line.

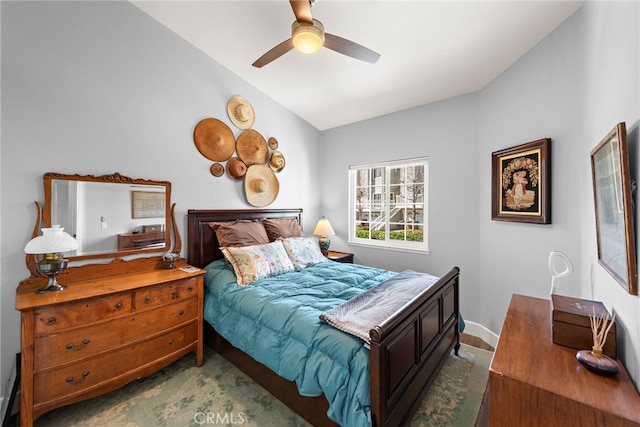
(43, 172), (172, 260)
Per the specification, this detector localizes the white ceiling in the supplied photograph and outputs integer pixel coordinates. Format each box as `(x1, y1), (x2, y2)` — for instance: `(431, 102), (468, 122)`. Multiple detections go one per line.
(132, 0), (583, 131)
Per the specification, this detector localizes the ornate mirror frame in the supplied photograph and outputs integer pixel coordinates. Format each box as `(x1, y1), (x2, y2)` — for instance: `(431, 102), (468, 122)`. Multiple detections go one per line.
(39, 172), (179, 262)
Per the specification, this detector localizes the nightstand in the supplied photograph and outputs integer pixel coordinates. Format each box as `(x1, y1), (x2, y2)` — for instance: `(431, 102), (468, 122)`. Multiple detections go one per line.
(327, 250), (354, 263)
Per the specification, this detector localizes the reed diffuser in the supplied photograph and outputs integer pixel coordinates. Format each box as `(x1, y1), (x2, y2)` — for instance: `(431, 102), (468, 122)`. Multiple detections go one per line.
(576, 308), (619, 374)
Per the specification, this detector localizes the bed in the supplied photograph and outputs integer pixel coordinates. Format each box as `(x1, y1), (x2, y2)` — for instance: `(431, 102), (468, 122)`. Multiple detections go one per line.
(187, 208), (460, 427)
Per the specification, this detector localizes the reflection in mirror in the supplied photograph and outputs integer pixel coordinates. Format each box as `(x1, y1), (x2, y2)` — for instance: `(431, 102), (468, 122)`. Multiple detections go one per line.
(44, 173), (171, 260)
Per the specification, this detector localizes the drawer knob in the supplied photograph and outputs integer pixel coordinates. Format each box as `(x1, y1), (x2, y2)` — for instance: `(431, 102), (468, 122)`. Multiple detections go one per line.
(47, 316), (57, 325)
(115, 302), (123, 310)
(66, 371), (90, 384)
(188, 285), (194, 292)
(179, 310), (184, 316)
(168, 339), (174, 345)
(144, 296), (151, 304)
(66, 339), (90, 351)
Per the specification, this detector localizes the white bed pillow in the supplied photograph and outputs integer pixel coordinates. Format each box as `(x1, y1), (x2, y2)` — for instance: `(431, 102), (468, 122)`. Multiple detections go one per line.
(221, 240), (295, 285)
(280, 237), (329, 271)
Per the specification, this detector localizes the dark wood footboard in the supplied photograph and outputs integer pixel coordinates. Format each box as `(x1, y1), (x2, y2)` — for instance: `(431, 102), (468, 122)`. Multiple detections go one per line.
(187, 209), (460, 427)
(370, 267), (460, 427)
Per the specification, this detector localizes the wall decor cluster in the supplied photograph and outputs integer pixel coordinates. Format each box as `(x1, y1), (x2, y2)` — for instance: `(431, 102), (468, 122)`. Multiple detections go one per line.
(590, 122), (637, 295)
(193, 96), (286, 207)
(491, 138), (551, 224)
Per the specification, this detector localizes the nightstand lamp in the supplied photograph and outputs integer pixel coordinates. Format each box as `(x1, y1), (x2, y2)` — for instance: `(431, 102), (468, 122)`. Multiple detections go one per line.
(24, 225), (78, 293)
(313, 217), (335, 256)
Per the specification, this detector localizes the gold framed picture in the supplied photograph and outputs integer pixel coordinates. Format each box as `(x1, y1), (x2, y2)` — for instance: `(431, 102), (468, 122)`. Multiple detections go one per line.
(491, 138), (551, 224)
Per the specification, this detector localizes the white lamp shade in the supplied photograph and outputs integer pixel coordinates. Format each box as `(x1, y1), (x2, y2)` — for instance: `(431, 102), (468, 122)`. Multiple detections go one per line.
(24, 226), (78, 254)
(313, 218), (335, 237)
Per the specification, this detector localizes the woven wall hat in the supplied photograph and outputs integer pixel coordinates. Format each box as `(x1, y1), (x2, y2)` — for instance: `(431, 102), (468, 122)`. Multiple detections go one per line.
(227, 157), (247, 180)
(227, 96), (255, 130)
(193, 118), (235, 162)
(210, 163), (224, 177)
(236, 129), (269, 166)
(244, 165), (279, 207)
(269, 151), (286, 173)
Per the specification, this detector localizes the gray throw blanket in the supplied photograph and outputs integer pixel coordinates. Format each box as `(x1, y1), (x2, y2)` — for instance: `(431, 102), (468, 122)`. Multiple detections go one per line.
(319, 270), (439, 345)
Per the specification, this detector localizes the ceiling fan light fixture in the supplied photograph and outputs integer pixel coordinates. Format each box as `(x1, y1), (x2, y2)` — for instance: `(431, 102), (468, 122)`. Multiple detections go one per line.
(292, 20), (324, 55)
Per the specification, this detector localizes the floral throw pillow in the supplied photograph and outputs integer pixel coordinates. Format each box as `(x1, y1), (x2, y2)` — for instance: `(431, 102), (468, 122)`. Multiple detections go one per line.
(221, 240), (295, 285)
(280, 237), (329, 271)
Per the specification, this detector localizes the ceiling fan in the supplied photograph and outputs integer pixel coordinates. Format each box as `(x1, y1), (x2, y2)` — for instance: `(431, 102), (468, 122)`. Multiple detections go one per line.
(252, 0), (380, 68)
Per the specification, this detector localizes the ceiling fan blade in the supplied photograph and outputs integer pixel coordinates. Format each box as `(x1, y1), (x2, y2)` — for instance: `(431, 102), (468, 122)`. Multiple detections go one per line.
(324, 33), (380, 64)
(252, 39), (295, 68)
(289, 0), (313, 24)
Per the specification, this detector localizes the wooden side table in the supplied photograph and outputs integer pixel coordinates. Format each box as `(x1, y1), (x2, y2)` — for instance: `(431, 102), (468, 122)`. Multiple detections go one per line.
(327, 250), (354, 263)
(489, 294), (640, 426)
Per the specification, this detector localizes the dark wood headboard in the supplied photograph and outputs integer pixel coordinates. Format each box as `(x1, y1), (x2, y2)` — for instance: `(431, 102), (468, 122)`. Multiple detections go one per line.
(186, 208), (303, 268)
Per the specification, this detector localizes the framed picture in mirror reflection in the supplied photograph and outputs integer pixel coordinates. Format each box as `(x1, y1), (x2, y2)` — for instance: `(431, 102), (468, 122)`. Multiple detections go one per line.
(132, 191), (166, 219)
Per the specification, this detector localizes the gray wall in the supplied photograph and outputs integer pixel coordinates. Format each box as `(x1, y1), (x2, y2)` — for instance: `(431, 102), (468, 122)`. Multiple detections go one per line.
(321, 94), (481, 323)
(1, 0), (639, 408)
(321, 1), (639, 387)
(480, 0), (639, 386)
(1, 1), (320, 402)
(476, 2), (586, 331)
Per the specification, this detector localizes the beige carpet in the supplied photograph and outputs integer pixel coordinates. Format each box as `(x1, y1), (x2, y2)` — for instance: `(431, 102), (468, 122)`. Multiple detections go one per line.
(34, 343), (491, 427)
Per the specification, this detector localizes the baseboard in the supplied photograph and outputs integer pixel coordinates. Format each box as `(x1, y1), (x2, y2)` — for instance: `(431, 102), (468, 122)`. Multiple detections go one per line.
(463, 321), (499, 349)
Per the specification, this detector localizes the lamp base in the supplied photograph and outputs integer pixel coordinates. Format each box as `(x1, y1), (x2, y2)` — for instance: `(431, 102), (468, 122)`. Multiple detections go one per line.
(318, 236), (330, 257)
(35, 259), (68, 293)
(36, 277), (67, 294)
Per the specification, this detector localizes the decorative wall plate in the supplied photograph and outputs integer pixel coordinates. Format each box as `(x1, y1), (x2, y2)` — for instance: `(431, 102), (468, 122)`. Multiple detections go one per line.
(236, 129), (268, 166)
(193, 118), (235, 162)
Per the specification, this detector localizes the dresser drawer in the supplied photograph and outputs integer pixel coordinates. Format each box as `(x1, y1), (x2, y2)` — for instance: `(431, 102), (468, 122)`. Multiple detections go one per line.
(134, 277), (198, 310)
(34, 293), (131, 336)
(34, 298), (198, 371)
(34, 322), (198, 406)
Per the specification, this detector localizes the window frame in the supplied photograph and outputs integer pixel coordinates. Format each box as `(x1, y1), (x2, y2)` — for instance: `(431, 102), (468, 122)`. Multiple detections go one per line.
(348, 157), (429, 254)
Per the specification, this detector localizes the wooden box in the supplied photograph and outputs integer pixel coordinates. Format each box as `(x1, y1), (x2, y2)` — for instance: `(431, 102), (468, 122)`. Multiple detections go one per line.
(550, 294), (616, 358)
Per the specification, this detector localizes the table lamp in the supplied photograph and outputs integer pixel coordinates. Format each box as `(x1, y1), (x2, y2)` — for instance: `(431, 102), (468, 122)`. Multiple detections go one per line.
(24, 225), (78, 293)
(313, 217), (335, 256)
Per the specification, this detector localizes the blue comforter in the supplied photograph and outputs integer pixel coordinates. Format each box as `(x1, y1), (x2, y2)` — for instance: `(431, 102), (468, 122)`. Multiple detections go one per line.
(203, 259), (397, 426)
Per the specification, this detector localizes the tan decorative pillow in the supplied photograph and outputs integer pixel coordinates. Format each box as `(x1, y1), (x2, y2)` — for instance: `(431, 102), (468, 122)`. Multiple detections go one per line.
(263, 218), (303, 241)
(208, 220), (269, 247)
(221, 241), (295, 285)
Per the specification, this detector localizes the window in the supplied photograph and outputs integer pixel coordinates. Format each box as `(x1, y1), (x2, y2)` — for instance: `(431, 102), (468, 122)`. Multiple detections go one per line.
(349, 157), (429, 253)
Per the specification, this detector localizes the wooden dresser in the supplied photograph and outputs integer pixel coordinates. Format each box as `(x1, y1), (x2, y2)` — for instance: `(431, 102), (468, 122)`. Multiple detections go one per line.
(15, 258), (205, 426)
(489, 294), (640, 426)
(117, 231), (166, 250)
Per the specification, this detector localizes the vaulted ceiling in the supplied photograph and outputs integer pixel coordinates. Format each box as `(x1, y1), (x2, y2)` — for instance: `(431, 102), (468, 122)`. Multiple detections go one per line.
(132, 0), (583, 130)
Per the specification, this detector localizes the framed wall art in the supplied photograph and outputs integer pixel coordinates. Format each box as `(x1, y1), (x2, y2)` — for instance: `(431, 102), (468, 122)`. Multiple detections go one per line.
(491, 138), (551, 224)
(590, 122), (637, 295)
(131, 191), (165, 219)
